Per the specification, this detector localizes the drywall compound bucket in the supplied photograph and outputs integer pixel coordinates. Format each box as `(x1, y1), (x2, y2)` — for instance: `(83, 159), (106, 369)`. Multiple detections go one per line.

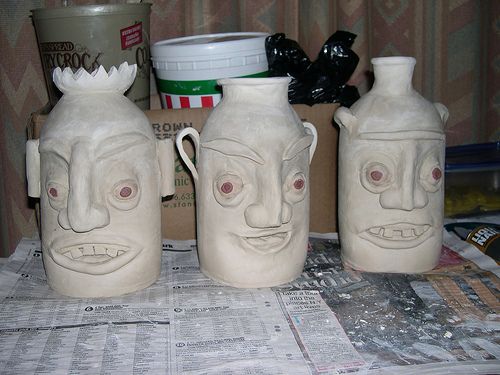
(32, 4), (151, 110)
(151, 32), (269, 109)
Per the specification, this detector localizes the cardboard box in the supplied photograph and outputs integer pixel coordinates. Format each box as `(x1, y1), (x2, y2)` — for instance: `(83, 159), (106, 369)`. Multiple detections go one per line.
(30, 104), (339, 239)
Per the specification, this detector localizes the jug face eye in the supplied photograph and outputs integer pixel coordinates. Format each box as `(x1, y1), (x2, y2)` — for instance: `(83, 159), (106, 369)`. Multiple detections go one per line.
(109, 179), (140, 211)
(360, 160), (394, 194)
(46, 181), (69, 210)
(419, 153), (443, 193)
(213, 173), (244, 207)
(284, 171), (307, 204)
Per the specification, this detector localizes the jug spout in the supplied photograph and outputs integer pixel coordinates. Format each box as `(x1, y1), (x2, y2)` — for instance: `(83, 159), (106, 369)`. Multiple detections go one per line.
(218, 77), (292, 107)
(371, 56), (416, 96)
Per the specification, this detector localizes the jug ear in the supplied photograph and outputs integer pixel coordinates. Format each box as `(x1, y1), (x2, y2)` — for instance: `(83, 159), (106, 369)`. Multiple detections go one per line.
(157, 138), (176, 197)
(334, 107), (358, 135)
(176, 128), (200, 184)
(302, 122), (317, 164)
(434, 103), (449, 125)
(26, 139), (40, 198)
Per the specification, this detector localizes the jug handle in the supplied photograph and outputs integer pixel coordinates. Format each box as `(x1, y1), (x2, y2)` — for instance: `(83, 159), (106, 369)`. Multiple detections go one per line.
(176, 127), (200, 183)
(303, 122), (318, 163)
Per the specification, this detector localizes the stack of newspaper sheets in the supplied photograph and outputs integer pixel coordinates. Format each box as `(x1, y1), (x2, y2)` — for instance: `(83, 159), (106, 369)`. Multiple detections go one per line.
(0, 230), (498, 374)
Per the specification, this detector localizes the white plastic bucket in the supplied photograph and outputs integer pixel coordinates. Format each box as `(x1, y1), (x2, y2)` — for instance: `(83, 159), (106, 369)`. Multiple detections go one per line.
(151, 32), (269, 109)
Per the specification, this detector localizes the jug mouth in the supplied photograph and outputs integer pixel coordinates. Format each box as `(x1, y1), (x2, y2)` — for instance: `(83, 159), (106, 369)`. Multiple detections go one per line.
(218, 77), (291, 86)
(371, 56), (416, 66)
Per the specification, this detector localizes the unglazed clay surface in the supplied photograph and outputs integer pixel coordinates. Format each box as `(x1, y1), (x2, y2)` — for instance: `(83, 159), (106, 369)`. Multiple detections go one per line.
(334, 57), (448, 273)
(26, 63), (175, 297)
(177, 78), (317, 288)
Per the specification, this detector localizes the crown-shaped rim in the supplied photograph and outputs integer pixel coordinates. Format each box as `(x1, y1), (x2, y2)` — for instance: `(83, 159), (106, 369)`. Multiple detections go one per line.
(52, 62), (137, 95)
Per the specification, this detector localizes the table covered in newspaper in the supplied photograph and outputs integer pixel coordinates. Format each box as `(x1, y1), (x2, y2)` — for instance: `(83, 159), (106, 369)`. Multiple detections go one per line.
(0, 230), (498, 374)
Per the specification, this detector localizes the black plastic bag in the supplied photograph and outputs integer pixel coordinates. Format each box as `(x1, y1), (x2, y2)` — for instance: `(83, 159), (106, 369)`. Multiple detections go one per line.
(265, 31), (360, 107)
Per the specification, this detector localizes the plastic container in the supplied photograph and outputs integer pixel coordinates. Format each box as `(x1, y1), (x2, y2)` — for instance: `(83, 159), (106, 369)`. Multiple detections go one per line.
(32, 4), (151, 110)
(151, 32), (269, 109)
(445, 141), (500, 217)
(445, 222), (500, 263)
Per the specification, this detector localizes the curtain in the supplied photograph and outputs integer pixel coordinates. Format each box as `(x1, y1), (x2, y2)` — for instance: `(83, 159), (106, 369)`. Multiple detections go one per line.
(0, 0), (498, 255)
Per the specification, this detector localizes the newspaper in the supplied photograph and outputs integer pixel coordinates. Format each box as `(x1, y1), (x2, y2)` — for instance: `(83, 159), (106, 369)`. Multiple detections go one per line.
(0, 233), (499, 374)
(285, 233), (500, 374)
(0, 238), (362, 375)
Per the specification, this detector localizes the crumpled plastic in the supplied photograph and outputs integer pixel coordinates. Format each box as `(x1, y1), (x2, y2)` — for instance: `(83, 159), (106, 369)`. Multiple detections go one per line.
(265, 31), (360, 107)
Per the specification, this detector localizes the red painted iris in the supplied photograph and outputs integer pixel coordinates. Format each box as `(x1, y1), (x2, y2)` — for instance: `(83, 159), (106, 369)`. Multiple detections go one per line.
(220, 182), (233, 194)
(432, 167), (442, 181)
(119, 186), (133, 198)
(293, 178), (305, 190)
(112, 180), (138, 202)
(48, 187), (58, 198)
(370, 170), (383, 182)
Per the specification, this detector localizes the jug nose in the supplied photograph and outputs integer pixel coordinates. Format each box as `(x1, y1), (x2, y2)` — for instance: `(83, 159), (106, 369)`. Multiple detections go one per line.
(58, 142), (110, 232)
(244, 171), (292, 228)
(245, 200), (292, 228)
(379, 172), (429, 211)
(378, 145), (429, 211)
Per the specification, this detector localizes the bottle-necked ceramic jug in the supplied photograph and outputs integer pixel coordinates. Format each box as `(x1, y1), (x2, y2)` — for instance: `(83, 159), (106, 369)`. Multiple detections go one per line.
(334, 56), (448, 273)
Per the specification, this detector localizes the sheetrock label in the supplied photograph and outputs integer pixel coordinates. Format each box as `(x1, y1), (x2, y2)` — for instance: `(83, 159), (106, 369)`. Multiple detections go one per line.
(120, 22), (143, 50)
(40, 41), (102, 72)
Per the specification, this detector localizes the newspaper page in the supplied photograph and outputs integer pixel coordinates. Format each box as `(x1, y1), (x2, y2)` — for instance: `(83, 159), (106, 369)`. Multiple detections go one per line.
(0, 238), (361, 375)
(0, 233), (499, 374)
(278, 233), (500, 374)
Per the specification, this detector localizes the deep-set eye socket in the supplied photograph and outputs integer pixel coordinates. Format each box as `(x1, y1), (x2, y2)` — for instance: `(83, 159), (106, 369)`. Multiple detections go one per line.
(108, 179), (140, 210)
(213, 173), (244, 207)
(360, 161), (393, 193)
(46, 181), (68, 210)
(419, 156), (443, 192)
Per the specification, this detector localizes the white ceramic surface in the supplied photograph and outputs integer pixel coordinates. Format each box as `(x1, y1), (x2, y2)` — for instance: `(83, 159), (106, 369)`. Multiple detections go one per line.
(177, 77), (317, 287)
(335, 57), (448, 273)
(26, 63), (175, 297)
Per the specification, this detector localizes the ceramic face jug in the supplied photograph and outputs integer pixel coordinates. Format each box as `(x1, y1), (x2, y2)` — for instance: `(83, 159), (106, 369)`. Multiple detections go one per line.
(176, 77), (317, 287)
(26, 63), (175, 297)
(334, 56), (448, 273)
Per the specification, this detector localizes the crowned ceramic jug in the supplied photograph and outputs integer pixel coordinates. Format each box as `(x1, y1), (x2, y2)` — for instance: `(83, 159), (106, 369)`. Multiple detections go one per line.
(334, 56), (448, 273)
(176, 77), (317, 287)
(26, 63), (175, 297)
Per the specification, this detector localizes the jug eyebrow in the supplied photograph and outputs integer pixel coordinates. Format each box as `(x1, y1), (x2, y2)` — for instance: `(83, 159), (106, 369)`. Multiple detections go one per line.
(96, 132), (151, 160)
(39, 138), (71, 162)
(201, 138), (265, 165)
(283, 135), (313, 161)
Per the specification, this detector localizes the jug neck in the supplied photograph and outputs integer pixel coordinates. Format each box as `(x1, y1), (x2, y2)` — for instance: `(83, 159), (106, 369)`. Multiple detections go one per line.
(218, 77), (291, 107)
(371, 56), (416, 96)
